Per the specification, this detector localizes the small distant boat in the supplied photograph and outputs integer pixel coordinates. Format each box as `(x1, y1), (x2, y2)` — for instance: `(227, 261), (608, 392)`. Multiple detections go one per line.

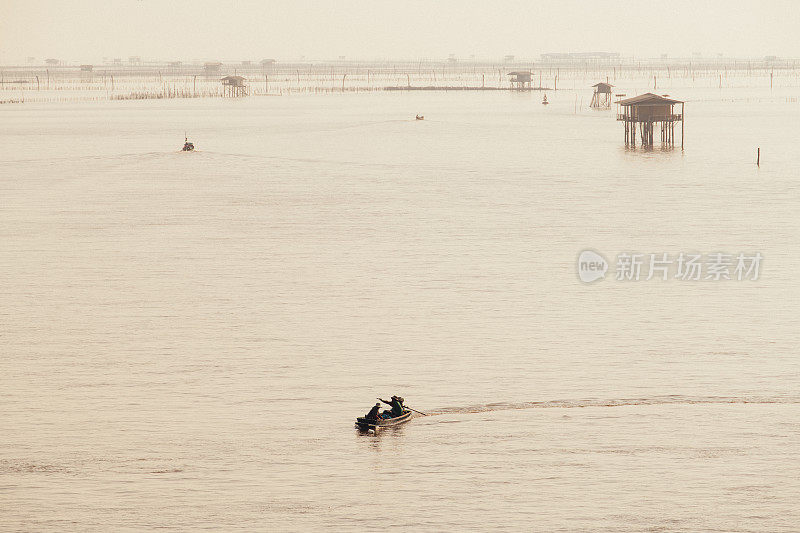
(415, 114), (424, 120)
(542, 94), (549, 105)
(182, 134), (195, 151)
(356, 409), (413, 432)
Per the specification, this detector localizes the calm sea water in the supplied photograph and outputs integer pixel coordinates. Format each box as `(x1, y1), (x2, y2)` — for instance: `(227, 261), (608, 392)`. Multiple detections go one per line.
(2, 85), (800, 532)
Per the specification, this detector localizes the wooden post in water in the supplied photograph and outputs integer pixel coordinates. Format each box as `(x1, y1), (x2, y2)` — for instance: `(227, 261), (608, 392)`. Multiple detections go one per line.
(757, 148), (760, 166)
(681, 102), (684, 149)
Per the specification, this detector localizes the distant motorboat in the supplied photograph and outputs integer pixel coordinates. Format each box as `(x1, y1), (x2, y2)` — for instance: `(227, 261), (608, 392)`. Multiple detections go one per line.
(415, 114), (424, 120)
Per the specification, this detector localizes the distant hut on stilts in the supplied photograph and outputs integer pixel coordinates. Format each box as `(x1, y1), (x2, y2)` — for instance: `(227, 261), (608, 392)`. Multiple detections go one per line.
(507, 71), (532, 91)
(617, 93), (684, 148)
(590, 82), (613, 108)
(221, 75), (248, 97)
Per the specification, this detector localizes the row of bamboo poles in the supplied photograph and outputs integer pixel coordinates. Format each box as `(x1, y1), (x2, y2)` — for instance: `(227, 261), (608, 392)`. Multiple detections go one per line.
(3, 63), (800, 103)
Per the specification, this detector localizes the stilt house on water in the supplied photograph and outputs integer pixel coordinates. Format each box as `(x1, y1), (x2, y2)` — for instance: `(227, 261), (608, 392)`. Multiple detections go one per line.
(507, 71), (532, 90)
(590, 82), (613, 108)
(221, 75), (248, 97)
(616, 93), (684, 148)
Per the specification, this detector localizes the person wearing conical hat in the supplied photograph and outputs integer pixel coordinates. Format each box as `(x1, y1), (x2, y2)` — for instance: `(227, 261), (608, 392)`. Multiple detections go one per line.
(379, 395), (405, 418)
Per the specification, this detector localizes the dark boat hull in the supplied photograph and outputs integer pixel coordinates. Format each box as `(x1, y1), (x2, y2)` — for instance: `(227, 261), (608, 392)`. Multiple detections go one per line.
(355, 410), (412, 431)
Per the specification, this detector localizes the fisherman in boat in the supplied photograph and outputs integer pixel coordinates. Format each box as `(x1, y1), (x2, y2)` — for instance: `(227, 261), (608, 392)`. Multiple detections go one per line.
(379, 395), (405, 418)
(365, 402), (382, 422)
(182, 135), (194, 151)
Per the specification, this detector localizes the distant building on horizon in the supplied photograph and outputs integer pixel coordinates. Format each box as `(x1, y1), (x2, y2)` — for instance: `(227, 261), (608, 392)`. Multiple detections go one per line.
(540, 52), (620, 61)
(204, 61), (222, 75)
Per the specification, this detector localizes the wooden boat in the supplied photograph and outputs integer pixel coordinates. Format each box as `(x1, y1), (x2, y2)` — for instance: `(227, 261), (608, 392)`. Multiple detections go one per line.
(355, 409), (413, 431)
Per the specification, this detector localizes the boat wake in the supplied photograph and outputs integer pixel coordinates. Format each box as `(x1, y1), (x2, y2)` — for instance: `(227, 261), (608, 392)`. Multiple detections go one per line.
(427, 395), (800, 416)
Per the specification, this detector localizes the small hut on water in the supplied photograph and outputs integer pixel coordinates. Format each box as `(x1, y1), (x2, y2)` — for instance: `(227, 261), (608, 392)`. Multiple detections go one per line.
(616, 93), (684, 147)
(508, 71), (532, 90)
(590, 82), (613, 108)
(221, 75), (248, 97)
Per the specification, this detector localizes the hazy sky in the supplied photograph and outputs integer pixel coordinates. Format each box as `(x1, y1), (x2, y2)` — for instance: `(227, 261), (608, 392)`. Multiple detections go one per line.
(2, 0), (799, 64)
